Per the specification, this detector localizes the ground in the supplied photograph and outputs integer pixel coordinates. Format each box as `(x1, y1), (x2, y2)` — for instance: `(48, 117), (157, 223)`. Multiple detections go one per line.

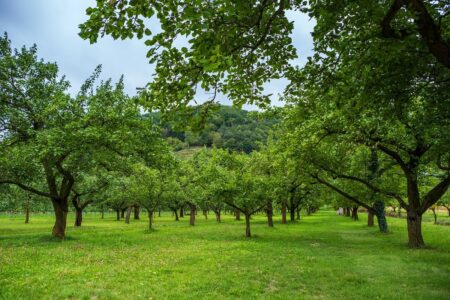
(0, 210), (449, 299)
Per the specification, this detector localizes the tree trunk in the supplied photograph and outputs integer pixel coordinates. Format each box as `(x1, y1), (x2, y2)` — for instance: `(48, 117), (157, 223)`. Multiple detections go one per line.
(121, 208), (126, 218)
(158, 208), (161, 217)
(431, 208), (437, 224)
(125, 206), (132, 224)
(266, 201), (274, 227)
(406, 211), (424, 248)
(296, 207), (300, 220)
(74, 208), (83, 227)
(351, 207), (359, 220)
(398, 206), (401, 218)
(235, 210), (240, 221)
(52, 200), (68, 239)
(447, 207), (450, 217)
(290, 207), (295, 222)
(307, 206), (312, 216)
(189, 205), (196, 226)
(116, 209), (120, 220)
(215, 209), (221, 222)
(367, 210), (374, 227)
(25, 206), (30, 224)
(245, 214), (251, 237)
(148, 210), (153, 230)
(346, 207), (351, 217)
(180, 207), (184, 218)
(372, 201), (388, 232)
(134, 205), (140, 220)
(203, 209), (208, 220)
(174, 209), (179, 221)
(281, 202), (287, 224)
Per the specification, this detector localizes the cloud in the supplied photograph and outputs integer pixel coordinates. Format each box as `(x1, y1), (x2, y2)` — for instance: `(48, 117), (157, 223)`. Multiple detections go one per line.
(0, 1), (315, 109)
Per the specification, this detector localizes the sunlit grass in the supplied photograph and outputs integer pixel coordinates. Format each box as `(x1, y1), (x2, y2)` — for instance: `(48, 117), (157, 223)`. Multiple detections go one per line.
(0, 210), (449, 299)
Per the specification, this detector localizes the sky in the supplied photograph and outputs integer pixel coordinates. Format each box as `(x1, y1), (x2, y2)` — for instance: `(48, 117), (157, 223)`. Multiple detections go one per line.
(0, 0), (315, 109)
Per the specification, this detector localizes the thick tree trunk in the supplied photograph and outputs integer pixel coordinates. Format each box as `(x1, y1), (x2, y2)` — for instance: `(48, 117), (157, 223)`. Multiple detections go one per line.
(290, 207), (295, 222)
(406, 211), (424, 248)
(134, 205), (140, 220)
(125, 206), (132, 224)
(74, 208), (83, 227)
(52, 200), (68, 239)
(296, 207), (300, 220)
(174, 209), (179, 221)
(215, 209), (221, 222)
(351, 207), (359, 220)
(345, 207), (351, 217)
(25, 206), (30, 224)
(180, 207), (184, 218)
(281, 202), (287, 224)
(235, 210), (240, 221)
(367, 210), (374, 227)
(116, 209), (120, 220)
(245, 214), (251, 237)
(189, 205), (196, 226)
(267, 201), (273, 227)
(121, 208), (126, 218)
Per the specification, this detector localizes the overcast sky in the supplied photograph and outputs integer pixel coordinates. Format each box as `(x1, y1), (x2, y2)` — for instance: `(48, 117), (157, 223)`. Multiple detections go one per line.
(0, 0), (315, 108)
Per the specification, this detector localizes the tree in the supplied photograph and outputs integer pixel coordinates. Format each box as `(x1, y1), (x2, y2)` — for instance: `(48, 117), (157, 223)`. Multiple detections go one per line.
(128, 165), (163, 230)
(0, 34), (163, 238)
(71, 171), (109, 227)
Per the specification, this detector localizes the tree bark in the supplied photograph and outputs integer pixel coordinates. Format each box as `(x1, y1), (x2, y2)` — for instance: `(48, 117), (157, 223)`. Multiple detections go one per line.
(74, 208), (83, 227)
(147, 209), (153, 230)
(125, 206), (132, 224)
(215, 209), (221, 222)
(245, 214), (251, 237)
(281, 202), (287, 224)
(351, 207), (359, 220)
(158, 208), (161, 217)
(134, 205), (140, 220)
(296, 207), (300, 220)
(367, 210), (374, 227)
(406, 211), (424, 248)
(431, 208), (437, 224)
(235, 210), (240, 221)
(52, 199), (68, 239)
(174, 209), (179, 221)
(189, 205), (196, 226)
(345, 207), (351, 217)
(180, 207), (184, 218)
(116, 209), (120, 220)
(290, 207), (295, 222)
(203, 209), (208, 220)
(121, 208), (126, 218)
(25, 206), (30, 224)
(267, 201), (273, 227)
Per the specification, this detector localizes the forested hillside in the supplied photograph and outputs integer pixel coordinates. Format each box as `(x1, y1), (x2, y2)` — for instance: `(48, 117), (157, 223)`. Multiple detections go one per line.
(148, 105), (278, 153)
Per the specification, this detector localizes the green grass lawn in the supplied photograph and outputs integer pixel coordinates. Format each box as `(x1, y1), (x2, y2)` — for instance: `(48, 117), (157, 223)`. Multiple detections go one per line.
(0, 210), (449, 300)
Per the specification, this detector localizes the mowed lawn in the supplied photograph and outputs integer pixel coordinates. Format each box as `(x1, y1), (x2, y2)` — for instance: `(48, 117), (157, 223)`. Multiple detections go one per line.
(0, 210), (449, 299)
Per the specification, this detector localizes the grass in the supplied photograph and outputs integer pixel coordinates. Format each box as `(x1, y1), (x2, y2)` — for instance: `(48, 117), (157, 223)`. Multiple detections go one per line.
(0, 210), (449, 300)
(175, 146), (204, 160)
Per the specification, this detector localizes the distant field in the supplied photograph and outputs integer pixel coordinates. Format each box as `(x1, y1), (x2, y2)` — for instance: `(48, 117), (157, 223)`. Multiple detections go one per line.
(175, 146), (204, 159)
(0, 211), (449, 299)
